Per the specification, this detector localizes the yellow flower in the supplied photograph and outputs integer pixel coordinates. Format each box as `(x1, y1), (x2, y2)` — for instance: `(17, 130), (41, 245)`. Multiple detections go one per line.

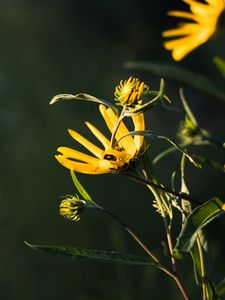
(162, 0), (225, 61)
(55, 104), (145, 174)
(114, 77), (148, 106)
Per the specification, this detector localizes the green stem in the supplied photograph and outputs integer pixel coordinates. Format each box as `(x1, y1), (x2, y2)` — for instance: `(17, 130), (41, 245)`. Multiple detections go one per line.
(196, 237), (207, 300)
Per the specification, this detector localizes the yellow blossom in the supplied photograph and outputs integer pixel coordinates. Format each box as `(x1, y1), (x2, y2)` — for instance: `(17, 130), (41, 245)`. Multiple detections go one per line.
(162, 0), (225, 61)
(114, 77), (148, 106)
(55, 104), (145, 174)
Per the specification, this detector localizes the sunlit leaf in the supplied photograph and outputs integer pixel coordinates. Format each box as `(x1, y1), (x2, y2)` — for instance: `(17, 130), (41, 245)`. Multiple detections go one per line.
(179, 88), (198, 127)
(125, 61), (225, 103)
(70, 171), (97, 206)
(180, 155), (192, 215)
(191, 233), (219, 300)
(50, 93), (118, 113)
(174, 197), (225, 258)
(25, 242), (159, 267)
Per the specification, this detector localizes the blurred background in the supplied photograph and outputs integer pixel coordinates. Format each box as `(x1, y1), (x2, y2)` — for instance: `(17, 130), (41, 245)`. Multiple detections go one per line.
(1, 0), (225, 299)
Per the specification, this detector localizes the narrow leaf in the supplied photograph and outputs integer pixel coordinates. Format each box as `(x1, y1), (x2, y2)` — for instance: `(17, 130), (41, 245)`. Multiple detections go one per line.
(115, 130), (200, 167)
(25, 242), (158, 267)
(191, 234), (218, 300)
(174, 197), (225, 258)
(214, 57), (225, 78)
(125, 61), (225, 103)
(50, 93), (118, 113)
(70, 171), (97, 206)
(179, 88), (198, 127)
(217, 277), (225, 296)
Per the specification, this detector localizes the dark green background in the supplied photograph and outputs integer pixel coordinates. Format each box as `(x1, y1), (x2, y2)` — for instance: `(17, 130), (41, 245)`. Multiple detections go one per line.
(1, 0), (225, 299)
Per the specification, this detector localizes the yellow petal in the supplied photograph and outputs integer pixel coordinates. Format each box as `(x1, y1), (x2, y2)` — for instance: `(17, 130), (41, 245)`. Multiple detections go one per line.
(162, 24), (198, 38)
(167, 10), (197, 21)
(85, 122), (110, 149)
(68, 129), (103, 158)
(55, 155), (108, 174)
(163, 34), (203, 61)
(57, 147), (99, 166)
(99, 105), (136, 155)
(132, 113), (145, 150)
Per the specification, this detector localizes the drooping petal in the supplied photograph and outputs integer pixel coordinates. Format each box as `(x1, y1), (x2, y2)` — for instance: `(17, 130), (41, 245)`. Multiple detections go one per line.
(132, 113), (145, 150)
(68, 129), (103, 158)
(85, 122), (110, 149)
(57, 147), (99, 166)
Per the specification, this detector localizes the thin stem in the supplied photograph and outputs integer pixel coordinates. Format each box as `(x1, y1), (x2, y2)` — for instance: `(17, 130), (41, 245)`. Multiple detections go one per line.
(133, 154), (190, 300)
(96, 206), (174, 278)
(146, 184), (190, 300)
(123, 171), (200, 205)
(196, 237), (207, 300)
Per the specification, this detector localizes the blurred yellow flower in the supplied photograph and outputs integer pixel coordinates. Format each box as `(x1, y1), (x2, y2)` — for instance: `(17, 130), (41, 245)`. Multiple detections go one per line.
(162, 0), (225, 61)
(114, 77), (148, 106)
(55, 104), (145, 174)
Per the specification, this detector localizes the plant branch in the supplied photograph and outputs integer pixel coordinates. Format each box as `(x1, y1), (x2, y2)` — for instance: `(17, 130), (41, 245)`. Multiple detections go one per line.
(123, 171), (200, 205)
(96, 206), (175, 278)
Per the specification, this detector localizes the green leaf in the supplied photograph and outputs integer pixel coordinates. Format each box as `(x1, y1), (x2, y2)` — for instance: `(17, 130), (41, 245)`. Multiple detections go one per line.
(125, 61), (225, 103)
(70, 171), (97, 206)
(25, 242), (158, 267)
(180, 155), (192, 216)
(179, 88), (198, 127)
(115, 130), (200, 168)
(49, 93), (118, 113)
(190, 233), (219, 300)
(214, 57), (225, 79)
(217, 277), (225, 296)
(174, 197), (225, 258)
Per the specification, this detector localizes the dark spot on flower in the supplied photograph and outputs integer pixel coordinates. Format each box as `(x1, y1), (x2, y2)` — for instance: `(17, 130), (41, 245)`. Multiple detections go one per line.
(104, 154), (117, 161)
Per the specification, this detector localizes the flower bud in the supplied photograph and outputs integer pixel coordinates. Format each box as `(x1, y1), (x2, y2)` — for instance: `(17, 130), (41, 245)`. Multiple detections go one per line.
(60, 195), (85, 221)
(114, 77), (148, 107)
